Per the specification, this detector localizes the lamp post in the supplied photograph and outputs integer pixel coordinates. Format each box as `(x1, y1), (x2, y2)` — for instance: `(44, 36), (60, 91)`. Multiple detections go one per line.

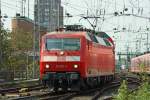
(33, 0), (36, 79)
(33, 0), (40, 78)
(142, 33), (149, 52)
(57, 2), (60, 28)
(146, 32), (149, 52)
(0, 0), (2, 66)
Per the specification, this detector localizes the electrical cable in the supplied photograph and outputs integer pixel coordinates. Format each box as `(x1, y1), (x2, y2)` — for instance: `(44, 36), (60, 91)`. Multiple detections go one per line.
(1, 1), (34, 15)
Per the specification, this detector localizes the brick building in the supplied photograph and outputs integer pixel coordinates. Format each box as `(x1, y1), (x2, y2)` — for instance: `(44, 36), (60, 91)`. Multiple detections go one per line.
(11, 15), (47, 34)
(11, 15), (47, 53)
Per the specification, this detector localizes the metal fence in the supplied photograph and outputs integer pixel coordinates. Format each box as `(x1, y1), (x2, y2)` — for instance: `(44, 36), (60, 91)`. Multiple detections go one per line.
(0, 70), (14, 81)
(0, 70), (34, 81)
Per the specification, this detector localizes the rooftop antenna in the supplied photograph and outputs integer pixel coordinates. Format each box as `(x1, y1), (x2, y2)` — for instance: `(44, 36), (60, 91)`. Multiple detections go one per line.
(28, 0), (29, 18)
(21, 0), (23, 16)
(21, 0), (26, 16)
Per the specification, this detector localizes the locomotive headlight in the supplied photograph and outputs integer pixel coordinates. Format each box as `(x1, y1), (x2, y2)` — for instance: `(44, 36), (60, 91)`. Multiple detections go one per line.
(45, 64), (50, 69)
(73, 64), (78, 68)
(60, 51), (64, 55)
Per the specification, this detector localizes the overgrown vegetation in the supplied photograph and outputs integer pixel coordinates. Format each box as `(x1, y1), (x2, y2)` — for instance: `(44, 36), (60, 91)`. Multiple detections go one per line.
(113, 80), (129, 100)
(114, 80), (150, 100)
(113, 63), (150, 100)
(0, 28), (39, 80)
(0, 29), (11, 69)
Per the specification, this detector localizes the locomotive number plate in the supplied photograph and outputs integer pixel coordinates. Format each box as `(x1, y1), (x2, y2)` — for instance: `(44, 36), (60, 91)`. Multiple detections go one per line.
(56, 65), (65, 68)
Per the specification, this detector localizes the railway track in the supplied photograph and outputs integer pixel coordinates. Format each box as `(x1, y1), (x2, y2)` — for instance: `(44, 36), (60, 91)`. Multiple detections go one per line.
(0, 79), (41, 95)
(40, 92), (77, 100)
(11, 91), (77, 100)
(0, 84), (45, 95)
(8, 76), (120, 100)
(0, 79), (40, 88)
(70, 75), (141, 100)
(0, 84), (47, 100)
(91, 76), (141, 100)
(91, 82), (120, 100)
(1, 74), (142, 100)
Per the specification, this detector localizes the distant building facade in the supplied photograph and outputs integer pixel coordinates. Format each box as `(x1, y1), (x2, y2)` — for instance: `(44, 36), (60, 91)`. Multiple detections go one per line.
(12, 15), (47, 35)
(12, 16), (34, 32)
(34, 0), (63, 32)
(11, 15), (47, 51)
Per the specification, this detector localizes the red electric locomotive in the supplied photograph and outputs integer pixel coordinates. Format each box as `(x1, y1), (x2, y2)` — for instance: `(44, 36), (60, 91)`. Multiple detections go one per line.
(40, 29), (115, 91)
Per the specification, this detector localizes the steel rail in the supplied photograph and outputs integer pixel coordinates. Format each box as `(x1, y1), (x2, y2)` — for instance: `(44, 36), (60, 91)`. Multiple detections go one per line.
(91, 76), (141, 100)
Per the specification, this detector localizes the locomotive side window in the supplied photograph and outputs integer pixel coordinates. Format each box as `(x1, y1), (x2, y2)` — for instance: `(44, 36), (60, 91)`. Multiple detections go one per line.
(96, 36), (106, 46)
(87, 32), (98, 43)
(46, 38), (80, 50)
(85, 33), (91, 41)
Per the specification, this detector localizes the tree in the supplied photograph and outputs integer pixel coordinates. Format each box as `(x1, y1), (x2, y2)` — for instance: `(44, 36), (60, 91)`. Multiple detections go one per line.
(0, 28), (11, 70)
(0, 28), (38, 80)
(9, 29), (35, 79)
(11, 30), (33, 51)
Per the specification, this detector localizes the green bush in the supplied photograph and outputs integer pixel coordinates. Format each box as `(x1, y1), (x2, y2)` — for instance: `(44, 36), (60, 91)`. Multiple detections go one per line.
(113, 80), (129, 100)
(114, 78), (150, 100)
(133, 82), (150, 100)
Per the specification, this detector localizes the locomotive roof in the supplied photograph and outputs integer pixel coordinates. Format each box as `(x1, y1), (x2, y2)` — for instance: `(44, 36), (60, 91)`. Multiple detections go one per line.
(43, 31), (114, 47)
(45, 31), (86, 35)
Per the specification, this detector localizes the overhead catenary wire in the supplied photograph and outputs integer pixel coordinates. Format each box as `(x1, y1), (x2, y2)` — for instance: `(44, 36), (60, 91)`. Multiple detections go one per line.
(1, 2), (34, 16)
(62, 1), (88, 12)
(82, 0), (95, 16)
(2, 1), (34, 12)
(1, 2), (34, 15)
(63, 0), (150, 18)
(1, 0), (34, 19)
(63, 0), (150, 33)
(3, 0), (149, 32)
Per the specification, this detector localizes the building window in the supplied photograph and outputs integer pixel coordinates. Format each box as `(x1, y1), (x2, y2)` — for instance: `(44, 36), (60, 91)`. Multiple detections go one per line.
(44, 17), (49, 21)
(45, 8), (49, 12)
(45, 13), (49, 16)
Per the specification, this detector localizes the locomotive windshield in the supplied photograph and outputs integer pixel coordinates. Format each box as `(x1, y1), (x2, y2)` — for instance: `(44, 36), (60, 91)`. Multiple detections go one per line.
(46, 38), (80, 50)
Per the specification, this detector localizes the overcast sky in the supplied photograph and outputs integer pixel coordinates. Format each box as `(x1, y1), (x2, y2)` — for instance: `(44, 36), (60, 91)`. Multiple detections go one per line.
(2, 0), (150, 54)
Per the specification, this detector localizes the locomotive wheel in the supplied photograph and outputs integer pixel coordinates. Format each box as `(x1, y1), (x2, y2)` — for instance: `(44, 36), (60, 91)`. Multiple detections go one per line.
(100, 76), (104, 84)
(97, 77), (101, 85)
(80, 79), (87, 90)
(86, 78), (95, 88)
(93, 77), (98, 87)
(70, 80), (81, 91)
(110, 75), (114, 81)
(54, 87), (58, 92)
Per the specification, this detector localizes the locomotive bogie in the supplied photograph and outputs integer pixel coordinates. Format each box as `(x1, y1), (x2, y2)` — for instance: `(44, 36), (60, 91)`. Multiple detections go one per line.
(42, 72), (80, 91)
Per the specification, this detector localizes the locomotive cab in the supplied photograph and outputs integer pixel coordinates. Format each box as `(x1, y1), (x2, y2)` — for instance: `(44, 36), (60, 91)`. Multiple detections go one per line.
(40, 32), (86, 91)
